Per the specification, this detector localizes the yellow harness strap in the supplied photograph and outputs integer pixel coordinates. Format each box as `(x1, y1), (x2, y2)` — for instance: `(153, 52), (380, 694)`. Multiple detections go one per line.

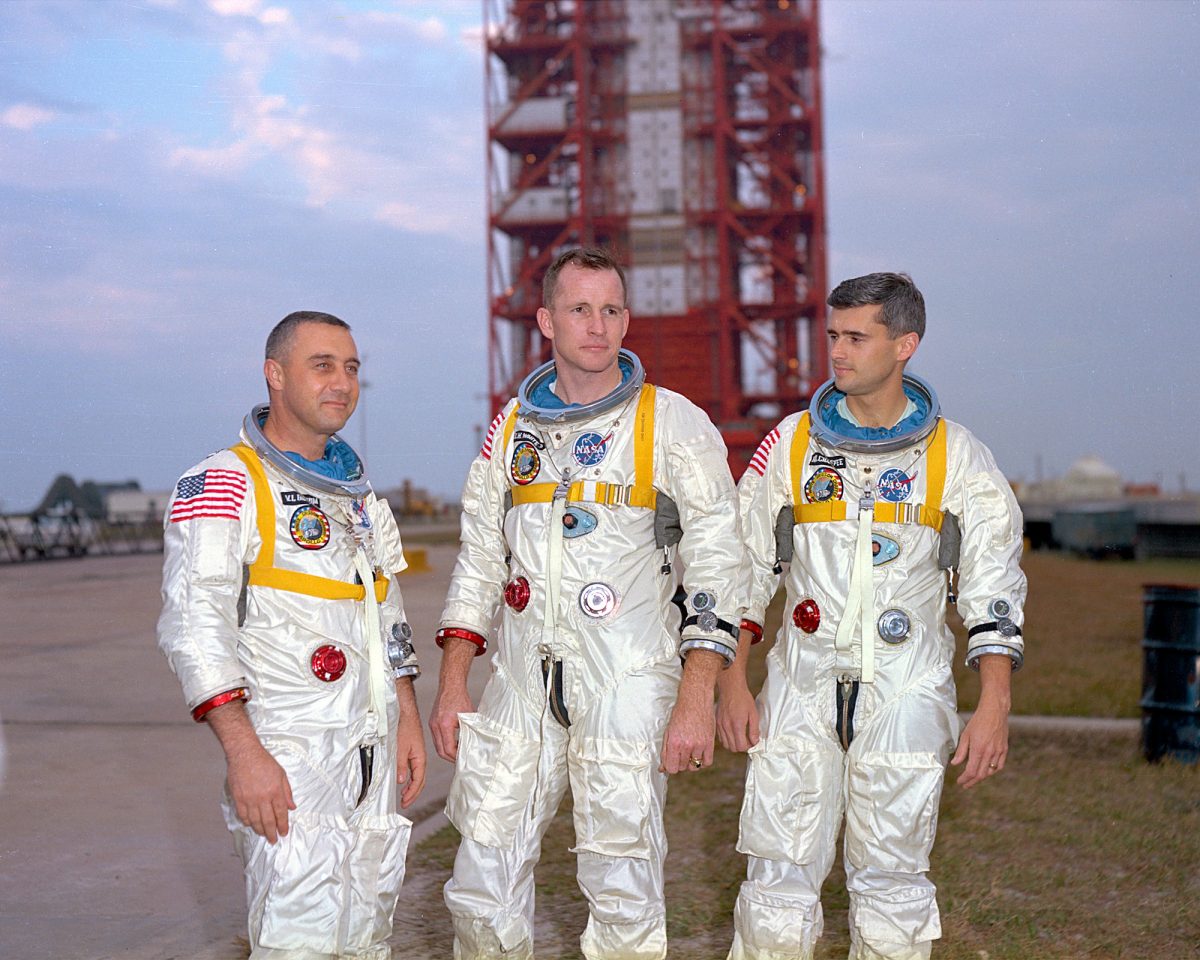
(229, 444), (388, 603)
(789, 415), (947, 531)
(507, 383), (659, 510)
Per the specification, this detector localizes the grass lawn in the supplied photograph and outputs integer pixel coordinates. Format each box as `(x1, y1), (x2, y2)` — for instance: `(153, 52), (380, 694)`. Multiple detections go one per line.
(395, 553), (1200, 958)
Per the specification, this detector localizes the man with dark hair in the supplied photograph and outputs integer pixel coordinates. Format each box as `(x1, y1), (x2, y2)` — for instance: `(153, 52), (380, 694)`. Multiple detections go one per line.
(158, 312), (425, 959)
(719, 272), (1026, 960)
(430, 247), (746, 959)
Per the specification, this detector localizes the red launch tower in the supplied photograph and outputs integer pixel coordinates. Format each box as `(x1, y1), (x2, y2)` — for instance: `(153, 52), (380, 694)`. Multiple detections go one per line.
(485, 0), (828, 474)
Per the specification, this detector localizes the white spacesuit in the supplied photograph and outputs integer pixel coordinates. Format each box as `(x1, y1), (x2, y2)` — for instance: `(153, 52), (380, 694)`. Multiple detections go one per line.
(157, 406), (419, 960)
(439, 351), (744, 960)
(728, 375), (1026, 960)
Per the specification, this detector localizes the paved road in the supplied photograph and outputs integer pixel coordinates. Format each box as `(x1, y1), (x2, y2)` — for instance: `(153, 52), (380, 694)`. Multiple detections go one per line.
(0, 545), (481, 960)
(0, 550), (1142, 960)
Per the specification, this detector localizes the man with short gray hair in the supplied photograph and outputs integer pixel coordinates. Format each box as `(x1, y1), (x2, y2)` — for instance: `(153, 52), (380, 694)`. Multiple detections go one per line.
(158, 311), (425, 959)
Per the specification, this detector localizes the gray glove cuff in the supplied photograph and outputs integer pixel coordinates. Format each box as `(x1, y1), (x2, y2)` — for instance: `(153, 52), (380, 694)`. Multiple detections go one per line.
(965, 643), (1023, 672)
(679, 637), (736, 668)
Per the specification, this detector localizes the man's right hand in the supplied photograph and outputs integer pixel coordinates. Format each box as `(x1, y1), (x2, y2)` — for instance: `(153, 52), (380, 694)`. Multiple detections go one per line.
(204, 699), (295, 844)
(715, 627), (761, 753)
(430, 682), (475, 763)
(716, 678), (760, 753)
(226, 744), (296, 844)
(430, 634), (481, 763)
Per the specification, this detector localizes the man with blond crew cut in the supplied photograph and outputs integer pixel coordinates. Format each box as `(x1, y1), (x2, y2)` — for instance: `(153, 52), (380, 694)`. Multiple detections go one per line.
(430, 248), (746, 959)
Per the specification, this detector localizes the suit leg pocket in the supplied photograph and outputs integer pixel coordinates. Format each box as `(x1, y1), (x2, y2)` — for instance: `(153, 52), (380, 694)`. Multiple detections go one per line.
(568, 737), (656, 860)
(445, 711), (541, 849)
(736, 736), (835, 865)
(254, 811), (349, 954)
(845, 750), (945, 874)
(346, 811), (413, 953)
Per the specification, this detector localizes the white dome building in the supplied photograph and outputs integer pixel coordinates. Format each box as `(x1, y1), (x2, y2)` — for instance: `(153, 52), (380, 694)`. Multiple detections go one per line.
(1059, 455), (1123, 501)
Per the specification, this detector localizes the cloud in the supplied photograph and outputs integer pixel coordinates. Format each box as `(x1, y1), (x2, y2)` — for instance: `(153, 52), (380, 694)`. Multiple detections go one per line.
(361, 10), (449, 44)
(160, 6), (484, 239)
(2, 103), (57, 130)
(207, 0), (291, 26)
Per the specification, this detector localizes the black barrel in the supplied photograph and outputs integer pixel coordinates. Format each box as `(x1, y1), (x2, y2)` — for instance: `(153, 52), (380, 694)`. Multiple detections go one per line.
(1140, 584), (1200, 763)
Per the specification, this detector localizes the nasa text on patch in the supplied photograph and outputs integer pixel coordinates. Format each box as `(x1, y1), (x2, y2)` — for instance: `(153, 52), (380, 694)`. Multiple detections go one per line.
(573, 431), (611, 467)
(877, 468), (916, 503)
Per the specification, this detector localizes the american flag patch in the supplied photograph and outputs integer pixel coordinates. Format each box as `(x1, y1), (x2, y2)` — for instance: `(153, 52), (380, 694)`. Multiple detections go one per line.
(744, 427), (782, 475)
(747, 428), (780, 477)
(169, 469), (247, 523)
(480, 409), (506, 461)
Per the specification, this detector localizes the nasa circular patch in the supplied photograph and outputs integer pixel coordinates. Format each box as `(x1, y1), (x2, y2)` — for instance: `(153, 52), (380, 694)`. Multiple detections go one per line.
(877, 468), (915, 502)
(804, 467), (844, 503)
(290, 505), (331, 550)
(573, 431), (609, 466)
(510, 441), (541, 485)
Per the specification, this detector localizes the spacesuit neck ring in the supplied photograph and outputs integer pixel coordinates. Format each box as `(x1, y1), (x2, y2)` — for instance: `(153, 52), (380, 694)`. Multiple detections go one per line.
(807, 372), (941, 454)
(516, 349), (645, 425)
(242, 403), (372, 497)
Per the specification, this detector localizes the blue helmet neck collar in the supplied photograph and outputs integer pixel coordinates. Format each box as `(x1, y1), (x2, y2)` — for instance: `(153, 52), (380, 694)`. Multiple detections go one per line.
(809, 374), (940, 453)
(242, 404), (371, 496)
(518, 350), (644, 425)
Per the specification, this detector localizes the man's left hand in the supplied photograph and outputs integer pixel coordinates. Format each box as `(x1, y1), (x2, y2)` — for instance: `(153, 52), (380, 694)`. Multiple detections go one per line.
(659, 650), (721, 774)
(950, 655), (1013, 788)
(394, 680), (427, 808)
(951, 699), (1008, 788)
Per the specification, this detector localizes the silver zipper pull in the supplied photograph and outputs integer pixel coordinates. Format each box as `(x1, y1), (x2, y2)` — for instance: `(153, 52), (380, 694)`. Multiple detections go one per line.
(858, 478), (875, 513)
(553, 470), (571, 501)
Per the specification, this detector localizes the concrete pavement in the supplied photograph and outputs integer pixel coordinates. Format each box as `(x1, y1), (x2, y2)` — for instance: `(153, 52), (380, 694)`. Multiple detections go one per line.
(0, 549), (1143, 960)
(0, 544), (478, 960)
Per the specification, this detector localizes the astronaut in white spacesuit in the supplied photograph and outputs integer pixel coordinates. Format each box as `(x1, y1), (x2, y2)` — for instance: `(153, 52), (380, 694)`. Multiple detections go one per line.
(157, 311), (426, 960)
(718, 273), (1026, 960)
(429, 248), (746, 960)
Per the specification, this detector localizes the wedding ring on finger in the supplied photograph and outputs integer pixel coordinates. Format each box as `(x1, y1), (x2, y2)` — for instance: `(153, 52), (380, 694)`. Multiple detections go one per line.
(689, 757), (703, 769)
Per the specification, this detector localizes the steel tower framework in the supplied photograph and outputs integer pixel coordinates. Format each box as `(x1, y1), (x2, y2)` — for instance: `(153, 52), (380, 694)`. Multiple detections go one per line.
(485, 0), (827, 474)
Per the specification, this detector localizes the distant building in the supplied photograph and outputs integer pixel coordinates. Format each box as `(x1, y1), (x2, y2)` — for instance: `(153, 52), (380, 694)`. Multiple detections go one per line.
(106, 489), (172, 524)
(33, 474), (142, 519)
(376, 480), (452, 520)
(1020, 455), (1123, 504)
(1018, 456), (1200, 559)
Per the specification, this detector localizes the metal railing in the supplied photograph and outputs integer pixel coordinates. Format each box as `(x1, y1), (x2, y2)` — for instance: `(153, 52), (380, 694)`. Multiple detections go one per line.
(0, 511), (163, 563)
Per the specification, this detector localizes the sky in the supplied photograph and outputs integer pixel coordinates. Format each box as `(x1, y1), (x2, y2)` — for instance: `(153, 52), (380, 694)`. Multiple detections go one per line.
(1, 0), (1198, 513)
